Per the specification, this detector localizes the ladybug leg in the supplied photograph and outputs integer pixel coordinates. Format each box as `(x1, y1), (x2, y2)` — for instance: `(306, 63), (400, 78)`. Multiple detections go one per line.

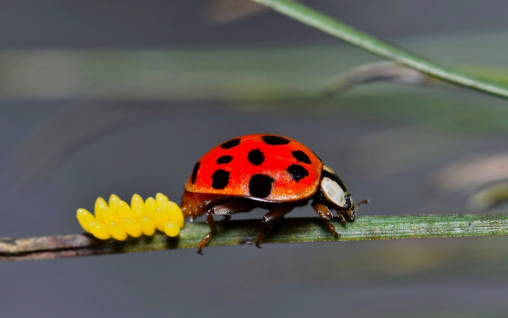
(197, 201), (254, 254)
(337, 213), (348, 225)
(256, 205), (294, 248)
(198, 210), (217, 255)
(312, 202), (340, 238)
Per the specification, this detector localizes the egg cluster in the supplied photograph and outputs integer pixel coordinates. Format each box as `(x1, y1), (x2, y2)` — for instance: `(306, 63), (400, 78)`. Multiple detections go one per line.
(76, 193), (184, 240)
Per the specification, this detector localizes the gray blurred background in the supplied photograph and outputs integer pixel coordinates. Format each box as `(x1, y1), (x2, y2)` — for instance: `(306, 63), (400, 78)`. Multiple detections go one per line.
(2, 1), (508, 317)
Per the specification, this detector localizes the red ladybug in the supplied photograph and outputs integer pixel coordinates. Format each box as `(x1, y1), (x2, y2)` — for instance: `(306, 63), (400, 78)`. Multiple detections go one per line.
(180, 134), (367, 254)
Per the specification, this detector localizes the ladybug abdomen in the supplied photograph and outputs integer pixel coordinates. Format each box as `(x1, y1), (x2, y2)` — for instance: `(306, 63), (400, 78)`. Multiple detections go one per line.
(184, 134), (323, 202)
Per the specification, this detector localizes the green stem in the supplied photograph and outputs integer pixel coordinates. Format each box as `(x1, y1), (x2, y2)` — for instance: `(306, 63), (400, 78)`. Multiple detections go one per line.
(249, 0), (508, 99)
(2, 214), (508, 261)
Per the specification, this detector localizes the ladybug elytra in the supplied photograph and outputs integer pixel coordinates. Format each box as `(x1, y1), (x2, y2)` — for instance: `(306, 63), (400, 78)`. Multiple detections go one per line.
(180, 134), (367, 254)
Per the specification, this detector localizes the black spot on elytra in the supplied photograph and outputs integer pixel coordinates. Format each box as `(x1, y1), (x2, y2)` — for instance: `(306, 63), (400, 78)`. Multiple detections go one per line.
(216, 155), (233, 164)
(249, 174), (275, 198)
(211, 169), (230, 189)
(322, 170), (347, 192)
(221, 138), (241, 149)
(191, 162), (200, 184)
(248, 148), (265, 166)
(287, 164), (309, 182)
(292, 150), (311, 164)
(262, 135), (290, 145)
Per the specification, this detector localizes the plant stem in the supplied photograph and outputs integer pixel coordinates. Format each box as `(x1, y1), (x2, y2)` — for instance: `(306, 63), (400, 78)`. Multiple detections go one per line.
(2, 214), (508, 261)
(249, 0), (508, 99)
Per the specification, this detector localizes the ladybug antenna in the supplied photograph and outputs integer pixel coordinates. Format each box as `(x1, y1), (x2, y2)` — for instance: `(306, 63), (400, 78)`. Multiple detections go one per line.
(354, 199), (370, 209)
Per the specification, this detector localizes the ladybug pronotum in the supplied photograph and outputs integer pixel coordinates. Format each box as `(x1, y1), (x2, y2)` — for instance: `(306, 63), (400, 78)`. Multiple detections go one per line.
(180, 134), (367, 254)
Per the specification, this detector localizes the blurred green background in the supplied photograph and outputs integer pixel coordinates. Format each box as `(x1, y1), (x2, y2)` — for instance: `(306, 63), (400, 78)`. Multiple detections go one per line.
(1, 1), (508, 317)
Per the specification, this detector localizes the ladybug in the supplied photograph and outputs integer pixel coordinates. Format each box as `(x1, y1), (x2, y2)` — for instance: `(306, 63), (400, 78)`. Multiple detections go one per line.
(180, 134), (367, 254)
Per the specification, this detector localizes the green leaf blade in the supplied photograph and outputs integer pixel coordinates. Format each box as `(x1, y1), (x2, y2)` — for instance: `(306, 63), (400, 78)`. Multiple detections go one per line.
(2, 214), (508, 261)
(250, 0), (508, 99)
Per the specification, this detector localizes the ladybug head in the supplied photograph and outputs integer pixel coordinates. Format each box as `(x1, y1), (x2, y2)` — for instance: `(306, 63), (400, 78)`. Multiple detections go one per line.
(320, 165), (355, 218)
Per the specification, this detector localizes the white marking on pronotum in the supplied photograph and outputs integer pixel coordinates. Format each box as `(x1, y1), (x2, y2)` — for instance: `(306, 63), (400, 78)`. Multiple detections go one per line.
(323, 165), (335, 174)
(321, 177), (347, 208)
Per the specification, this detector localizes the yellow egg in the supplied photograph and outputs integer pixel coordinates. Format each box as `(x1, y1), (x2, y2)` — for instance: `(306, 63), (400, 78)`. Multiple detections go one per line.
(121, 217), (142, 238)
(76, 208), (96, 233)
(107, 222), (128, 241)
(164, 222), (180, 237)
(108, 194), (121, 211)
(143, 197), (158, 220)
(167, 201), (185, 228)
(118, 200), (134, 219)
(130, 194), (144, 219)
(139, 217), (156, 236)
(156, 193), (170, 214)
(101, 206), (120, 224)
(94, 197), (109, 223)
(154, 207), (169, 232)
(89, 221), (111, 240)
(156, 193), (169, 208)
